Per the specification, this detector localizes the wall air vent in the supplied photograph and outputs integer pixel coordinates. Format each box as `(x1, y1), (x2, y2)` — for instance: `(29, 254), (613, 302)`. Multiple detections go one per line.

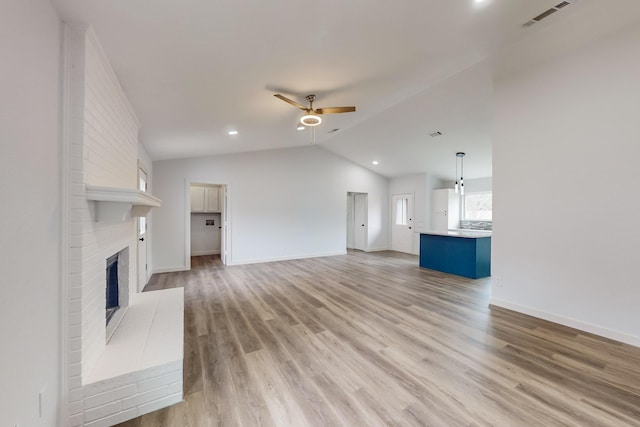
(522, 1), (572, 28)
(429, 131), (443, 138)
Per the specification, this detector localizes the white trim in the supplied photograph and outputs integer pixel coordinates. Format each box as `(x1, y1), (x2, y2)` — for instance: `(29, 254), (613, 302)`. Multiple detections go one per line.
(191, 250), (221, 256)
(184, 180), (192, 271)
(152, 266), (189, 274)
(185, 179), (231, 269)
(228, 251), (347, 266)
(59, 23), (73, 427)
(489, 298), (640, 348)
(365, 247), (392, 252)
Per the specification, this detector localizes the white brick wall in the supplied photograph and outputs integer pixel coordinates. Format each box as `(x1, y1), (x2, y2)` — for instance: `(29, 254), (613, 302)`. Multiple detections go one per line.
(64, 24), (183, 426)
(82, 362), (182, 427)
(69, 26), (140, 384)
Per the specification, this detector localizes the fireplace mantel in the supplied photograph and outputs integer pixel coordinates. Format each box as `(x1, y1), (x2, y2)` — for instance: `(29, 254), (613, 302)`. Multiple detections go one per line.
(86, 185), (162, 221)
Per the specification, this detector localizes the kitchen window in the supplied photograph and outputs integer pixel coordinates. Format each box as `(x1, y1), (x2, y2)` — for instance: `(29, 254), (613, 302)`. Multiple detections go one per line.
(464, 191), (492, 220)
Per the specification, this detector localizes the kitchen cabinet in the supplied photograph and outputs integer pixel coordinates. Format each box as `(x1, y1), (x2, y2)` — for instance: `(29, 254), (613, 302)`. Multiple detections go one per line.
(191, 185), (221, 212)
(432, 189), (460, 231)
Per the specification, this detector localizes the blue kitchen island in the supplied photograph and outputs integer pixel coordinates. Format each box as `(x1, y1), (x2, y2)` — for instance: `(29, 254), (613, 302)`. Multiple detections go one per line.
(419, 230), (491, 279)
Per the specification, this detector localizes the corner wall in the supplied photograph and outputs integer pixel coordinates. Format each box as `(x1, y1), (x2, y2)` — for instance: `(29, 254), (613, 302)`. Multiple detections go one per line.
(0, 1), (62, 426)
(152, 146), (389, 269)
(492, 23), (640, 345)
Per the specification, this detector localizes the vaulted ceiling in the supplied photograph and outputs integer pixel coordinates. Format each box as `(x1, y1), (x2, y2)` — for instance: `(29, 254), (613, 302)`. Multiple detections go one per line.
(50, 0), (640, 179)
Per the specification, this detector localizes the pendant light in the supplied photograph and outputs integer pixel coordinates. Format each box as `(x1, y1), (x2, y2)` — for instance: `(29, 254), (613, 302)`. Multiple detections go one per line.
(455, 152), (465, 196)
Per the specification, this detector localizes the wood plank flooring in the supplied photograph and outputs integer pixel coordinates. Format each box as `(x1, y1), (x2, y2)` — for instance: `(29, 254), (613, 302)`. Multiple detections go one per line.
(117, 251), (640, 426)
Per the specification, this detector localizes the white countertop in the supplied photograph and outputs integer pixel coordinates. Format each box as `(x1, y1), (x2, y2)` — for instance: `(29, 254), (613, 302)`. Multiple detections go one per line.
(416, 229), (492, 239)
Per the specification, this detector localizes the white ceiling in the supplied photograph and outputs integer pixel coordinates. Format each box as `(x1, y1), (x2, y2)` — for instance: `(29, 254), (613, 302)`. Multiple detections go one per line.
(50, 0), (637, 180)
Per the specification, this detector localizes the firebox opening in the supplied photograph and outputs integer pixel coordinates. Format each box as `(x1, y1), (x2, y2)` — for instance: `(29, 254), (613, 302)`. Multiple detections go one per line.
(106, 253), (120, 325)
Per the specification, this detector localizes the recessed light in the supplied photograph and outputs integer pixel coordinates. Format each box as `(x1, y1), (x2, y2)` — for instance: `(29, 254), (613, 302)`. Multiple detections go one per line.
(228, 130), (238, 135)
(297, 126), (305, 131)
(372, 161), (379, 165)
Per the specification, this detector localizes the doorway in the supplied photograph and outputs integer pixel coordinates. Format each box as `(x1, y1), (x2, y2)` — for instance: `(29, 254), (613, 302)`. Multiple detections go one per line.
(391, 193), (414, 254)
(186, 181), (229, 268)
(347, 192), (368, 251)
(137, 166), (148, 291)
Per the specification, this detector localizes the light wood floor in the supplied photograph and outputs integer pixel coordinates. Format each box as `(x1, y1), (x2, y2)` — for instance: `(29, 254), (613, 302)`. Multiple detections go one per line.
(117, 251), (640, 426)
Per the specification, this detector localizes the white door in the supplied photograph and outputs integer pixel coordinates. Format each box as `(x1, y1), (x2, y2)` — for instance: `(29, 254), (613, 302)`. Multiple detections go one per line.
(354, 193), (367, 251)
(392, 193), (414, 254)
(220, 185), (228, 265)
(137, 167), (148, 291)
(346, 193), (355, 249)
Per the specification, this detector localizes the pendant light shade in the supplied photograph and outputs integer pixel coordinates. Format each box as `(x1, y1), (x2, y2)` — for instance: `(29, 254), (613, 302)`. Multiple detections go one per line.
(455, 152), (465, 196)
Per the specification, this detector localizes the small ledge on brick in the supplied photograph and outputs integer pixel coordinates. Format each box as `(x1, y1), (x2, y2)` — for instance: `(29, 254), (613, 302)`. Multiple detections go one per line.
(86, 185), (162, 221)
(83, 288), (184, 426)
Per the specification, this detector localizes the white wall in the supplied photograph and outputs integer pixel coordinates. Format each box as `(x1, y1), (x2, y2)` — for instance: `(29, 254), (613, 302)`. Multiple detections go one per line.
(441, 177), (492, 194)
(152, 146), (389, 269)
(492, 23), (640, 346)
(191, 213), (221, 255)
(0, 1), (61, 426)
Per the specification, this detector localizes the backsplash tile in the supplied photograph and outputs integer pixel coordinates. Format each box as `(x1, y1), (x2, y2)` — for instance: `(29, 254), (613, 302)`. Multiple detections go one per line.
(460, 220), (492, 230)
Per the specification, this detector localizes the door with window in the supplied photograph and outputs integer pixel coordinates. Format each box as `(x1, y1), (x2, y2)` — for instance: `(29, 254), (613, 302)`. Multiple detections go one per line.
(137, 167), (148, 291)
(392, 193), (414, 254)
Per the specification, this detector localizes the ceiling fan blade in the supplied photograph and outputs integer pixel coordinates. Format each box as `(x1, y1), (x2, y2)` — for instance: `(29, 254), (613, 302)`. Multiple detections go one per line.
(315, 106), (356, 114)
(274, 94), (307, 110)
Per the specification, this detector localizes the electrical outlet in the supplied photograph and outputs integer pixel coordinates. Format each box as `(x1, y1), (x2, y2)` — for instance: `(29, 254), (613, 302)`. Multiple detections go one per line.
(495, 276), (503, 287)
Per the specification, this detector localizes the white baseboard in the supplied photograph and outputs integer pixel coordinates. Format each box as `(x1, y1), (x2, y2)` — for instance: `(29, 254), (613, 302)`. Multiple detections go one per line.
(489, 298), (640, 348)
(152, 266), (188, 274)
(365, 247), (391, 252)
(191, 250), (221, 256)
(228, 251), (347, 266)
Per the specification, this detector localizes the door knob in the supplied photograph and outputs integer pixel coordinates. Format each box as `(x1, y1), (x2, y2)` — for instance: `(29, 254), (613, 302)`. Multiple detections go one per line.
(361, 224), (365, 227)
(139, 237), (144, 242)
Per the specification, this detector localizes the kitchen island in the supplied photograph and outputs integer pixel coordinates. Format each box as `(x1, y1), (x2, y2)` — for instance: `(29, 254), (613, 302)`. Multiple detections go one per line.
(419, 230), (491, 279)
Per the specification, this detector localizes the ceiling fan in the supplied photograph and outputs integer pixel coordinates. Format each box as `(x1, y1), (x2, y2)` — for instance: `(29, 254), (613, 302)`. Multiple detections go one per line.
(274, 94), (356, 127)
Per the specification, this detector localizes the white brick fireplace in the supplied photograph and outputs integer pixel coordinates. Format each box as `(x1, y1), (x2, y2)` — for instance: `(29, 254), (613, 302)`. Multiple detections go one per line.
(63, 24), (183, 426)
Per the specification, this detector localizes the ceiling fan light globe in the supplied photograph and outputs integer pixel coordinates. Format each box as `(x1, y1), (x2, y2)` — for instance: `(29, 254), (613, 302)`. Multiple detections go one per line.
(300, 114), (322, 126)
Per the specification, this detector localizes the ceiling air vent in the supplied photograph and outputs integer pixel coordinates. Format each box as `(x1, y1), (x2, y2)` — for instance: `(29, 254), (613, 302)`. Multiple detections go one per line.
(522, 1), (572, 28)
(533, 8), (558, 21)
(429, 131), (443, 138)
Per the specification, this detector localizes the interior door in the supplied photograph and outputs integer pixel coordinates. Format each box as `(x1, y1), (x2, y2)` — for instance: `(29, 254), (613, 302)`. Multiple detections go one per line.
(354, 193), (367, 251)
(391, 193), (414, 254)
(137, 167), (148, 291)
